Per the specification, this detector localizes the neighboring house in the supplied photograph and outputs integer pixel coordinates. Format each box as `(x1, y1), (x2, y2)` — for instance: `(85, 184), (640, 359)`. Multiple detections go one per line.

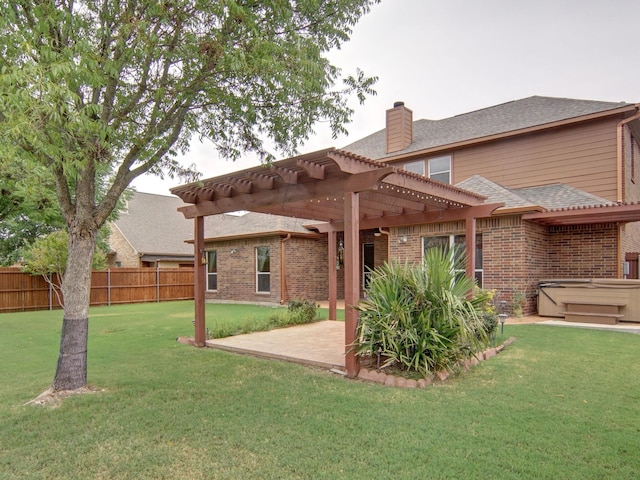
(173, 96), (640, 317)
(109, 191), (196, 268)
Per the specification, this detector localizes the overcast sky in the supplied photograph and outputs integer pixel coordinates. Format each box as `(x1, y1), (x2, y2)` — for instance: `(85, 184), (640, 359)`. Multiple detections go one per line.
(133, 0), (640, 195)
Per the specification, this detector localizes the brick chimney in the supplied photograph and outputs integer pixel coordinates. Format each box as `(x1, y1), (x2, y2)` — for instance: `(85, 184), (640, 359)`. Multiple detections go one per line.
(385, 101), (413, 153)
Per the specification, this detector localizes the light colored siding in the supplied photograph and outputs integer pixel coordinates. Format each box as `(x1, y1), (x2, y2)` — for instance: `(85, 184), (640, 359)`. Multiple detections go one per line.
(453, 118), (619, 201)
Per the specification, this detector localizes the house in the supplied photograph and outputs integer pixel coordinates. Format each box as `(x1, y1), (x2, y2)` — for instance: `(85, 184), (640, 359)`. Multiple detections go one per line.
(109, 191), (196, 268)
(171, 96), (640, 374)
(109, 191), (326, 301)
(341, 96), (640, 314)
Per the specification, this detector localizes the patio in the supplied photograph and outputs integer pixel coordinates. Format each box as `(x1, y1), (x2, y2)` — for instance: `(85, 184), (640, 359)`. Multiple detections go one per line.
(204, 315), (640, 372)
(206, 320), (346, 370)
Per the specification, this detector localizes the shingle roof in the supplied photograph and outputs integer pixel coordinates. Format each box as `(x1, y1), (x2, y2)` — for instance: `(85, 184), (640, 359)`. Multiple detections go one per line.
(202, 211), (317, 240)
(343, 96), (631, 159)
(456, 175), (613, 211)
(112, 192), (317, 253)
(113, 192), (195, 256)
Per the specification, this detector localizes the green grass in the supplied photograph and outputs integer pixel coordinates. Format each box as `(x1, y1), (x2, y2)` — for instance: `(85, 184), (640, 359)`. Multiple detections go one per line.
(1, 301), (639, 479)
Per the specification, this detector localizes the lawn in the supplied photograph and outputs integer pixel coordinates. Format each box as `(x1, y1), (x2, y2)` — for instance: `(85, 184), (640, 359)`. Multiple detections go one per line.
(1, 301), (639, 479)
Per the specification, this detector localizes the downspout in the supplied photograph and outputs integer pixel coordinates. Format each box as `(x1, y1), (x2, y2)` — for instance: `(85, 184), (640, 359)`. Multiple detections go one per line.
(616, 106), (640, 203)
(280, 234), (292, 304)
(616, 107), (640, 277)
(378, 228), (391, 262)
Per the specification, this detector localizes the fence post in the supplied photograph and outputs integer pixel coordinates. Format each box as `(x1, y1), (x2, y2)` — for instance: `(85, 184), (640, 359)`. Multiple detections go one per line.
(156, 266), (160, 302)
(107, 268), (111, 306)
(49, 280), (52, 311)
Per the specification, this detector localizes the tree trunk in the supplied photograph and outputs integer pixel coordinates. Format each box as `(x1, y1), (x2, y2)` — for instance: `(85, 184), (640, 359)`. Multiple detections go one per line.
(53, 230), (95, 391)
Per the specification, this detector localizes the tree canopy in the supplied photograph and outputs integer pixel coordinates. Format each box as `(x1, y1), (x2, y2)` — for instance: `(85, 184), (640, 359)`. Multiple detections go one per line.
(0, 0), (379, 391)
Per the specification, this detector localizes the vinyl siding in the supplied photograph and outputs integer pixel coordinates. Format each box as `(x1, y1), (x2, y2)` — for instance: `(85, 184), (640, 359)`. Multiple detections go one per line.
(452, 118), (619, 201)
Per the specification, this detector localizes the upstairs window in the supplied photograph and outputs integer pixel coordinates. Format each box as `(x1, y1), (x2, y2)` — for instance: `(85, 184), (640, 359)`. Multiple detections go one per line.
(428, 155), (451, 184)
(403, 160), (425, 176)
(256, 246), (270, 293)
(206, 250), (217, 291)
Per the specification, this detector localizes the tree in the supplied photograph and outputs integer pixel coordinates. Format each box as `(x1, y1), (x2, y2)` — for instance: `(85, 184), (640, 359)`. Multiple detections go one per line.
(22, 230), (108, 307)
(0, 0), (378, 392)
(0, 158), (64, 265)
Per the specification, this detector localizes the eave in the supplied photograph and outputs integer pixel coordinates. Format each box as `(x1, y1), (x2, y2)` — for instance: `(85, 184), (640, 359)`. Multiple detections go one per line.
(522, 202), (640, 226)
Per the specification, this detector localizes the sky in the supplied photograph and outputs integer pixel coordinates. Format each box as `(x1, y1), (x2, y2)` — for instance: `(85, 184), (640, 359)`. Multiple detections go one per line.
(132, 0), (640, 195)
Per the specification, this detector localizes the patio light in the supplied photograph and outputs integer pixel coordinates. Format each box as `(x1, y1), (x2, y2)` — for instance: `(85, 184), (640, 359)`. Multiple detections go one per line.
(498, 300), (508, 334)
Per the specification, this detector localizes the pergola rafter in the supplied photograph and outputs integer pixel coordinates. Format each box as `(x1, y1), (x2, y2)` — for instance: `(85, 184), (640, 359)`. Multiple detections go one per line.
(171, 148), (503, 377)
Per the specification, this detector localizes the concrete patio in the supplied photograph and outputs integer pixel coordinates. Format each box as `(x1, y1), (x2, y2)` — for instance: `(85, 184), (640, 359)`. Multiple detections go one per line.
(204, 315), (640, 372)
(206, 320), (346, 370)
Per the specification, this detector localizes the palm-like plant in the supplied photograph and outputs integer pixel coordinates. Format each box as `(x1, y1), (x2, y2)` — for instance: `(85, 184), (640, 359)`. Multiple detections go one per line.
(355, 246), (489, 376)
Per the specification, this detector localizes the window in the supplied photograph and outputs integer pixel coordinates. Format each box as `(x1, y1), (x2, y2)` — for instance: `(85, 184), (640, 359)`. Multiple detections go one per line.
(256, 246), (270, 293)
(428, 155), (451, 184)
(206, 250), (217, 291)
(423, 234), (483, 287)
(403, 160), (425, 176)
(362, 243), (375, 289)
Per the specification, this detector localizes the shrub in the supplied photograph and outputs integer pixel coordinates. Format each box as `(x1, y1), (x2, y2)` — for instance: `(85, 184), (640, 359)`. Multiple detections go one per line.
(286, 298), (318, 324)
(472, 288), (499, 340)
(355, 247), (488, 376)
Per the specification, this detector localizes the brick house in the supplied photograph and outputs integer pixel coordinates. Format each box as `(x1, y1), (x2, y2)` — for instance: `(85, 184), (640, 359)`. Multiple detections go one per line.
(171, 95), (640, 377)
(109, 191), (195, 268)
(173, 96), (640, 319)
(340, 96), (640, 315)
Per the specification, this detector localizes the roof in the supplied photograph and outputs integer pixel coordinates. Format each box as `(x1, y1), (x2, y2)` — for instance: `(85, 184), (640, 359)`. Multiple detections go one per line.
(113, 192), (195, 256)
(457, 175), (613, 211)
(114, 192), (318, 250)
(456, 176), (640, 225)
(343, 96), (633, 159)
(202, 211), (317, 241)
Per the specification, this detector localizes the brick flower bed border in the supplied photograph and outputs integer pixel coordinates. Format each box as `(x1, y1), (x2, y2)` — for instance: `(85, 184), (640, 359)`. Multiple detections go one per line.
(356, 337), (516, 388)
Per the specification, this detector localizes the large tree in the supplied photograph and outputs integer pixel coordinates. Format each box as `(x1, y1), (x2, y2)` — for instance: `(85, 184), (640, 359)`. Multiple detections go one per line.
(0, 0), (378, 392)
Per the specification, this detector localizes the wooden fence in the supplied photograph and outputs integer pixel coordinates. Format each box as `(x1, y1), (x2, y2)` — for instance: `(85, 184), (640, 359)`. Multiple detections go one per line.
(0, 267), (194, 313)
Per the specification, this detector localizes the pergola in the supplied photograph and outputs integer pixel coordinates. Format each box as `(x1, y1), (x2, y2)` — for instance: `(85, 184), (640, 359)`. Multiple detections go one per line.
(171, 148), (502, 377)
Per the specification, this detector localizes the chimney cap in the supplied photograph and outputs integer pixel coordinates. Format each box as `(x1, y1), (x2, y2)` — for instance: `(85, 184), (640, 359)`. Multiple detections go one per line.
(393, 101), (405, 108)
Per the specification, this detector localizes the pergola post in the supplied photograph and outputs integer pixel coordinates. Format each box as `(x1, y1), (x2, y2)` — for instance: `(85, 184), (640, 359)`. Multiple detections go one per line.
(328, 230), (337, 321)
(194, 215), (206, 346)
(344, 192), (360, 378)
(465, 217), (476, 295)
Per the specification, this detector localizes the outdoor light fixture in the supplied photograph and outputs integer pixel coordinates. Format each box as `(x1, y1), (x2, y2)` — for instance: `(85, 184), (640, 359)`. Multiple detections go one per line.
(374, 228), (382, 237)
(230, 248), (237, 254)
(498, 300), (508, 334)
(398, 235), (408, 244)
(201, 250), (207, 265)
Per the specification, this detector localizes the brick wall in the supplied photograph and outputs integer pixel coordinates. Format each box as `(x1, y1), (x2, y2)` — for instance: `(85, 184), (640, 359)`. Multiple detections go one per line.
(284, 237), (329, 301)
(547, 223), (618, 278)
(204, 236), (282, 304)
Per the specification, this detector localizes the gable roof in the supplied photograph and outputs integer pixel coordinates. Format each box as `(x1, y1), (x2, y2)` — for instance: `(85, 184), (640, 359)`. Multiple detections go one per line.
(344, 96), (632, 160)
(456, 175), (613, 212)
(113, 192), (195, 256)
(114, 192), (318, 251)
